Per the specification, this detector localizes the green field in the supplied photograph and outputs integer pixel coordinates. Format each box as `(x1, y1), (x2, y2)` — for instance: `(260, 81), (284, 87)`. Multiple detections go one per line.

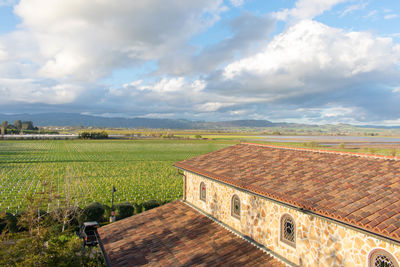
(0, 139), (237, 213)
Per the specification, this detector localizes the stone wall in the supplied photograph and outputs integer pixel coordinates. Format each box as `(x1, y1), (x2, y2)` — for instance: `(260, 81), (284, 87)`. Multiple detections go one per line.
(184, 171), (400, 267)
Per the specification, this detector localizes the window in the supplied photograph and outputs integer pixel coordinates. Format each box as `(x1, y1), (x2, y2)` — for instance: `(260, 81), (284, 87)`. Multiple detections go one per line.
(231, 195), (240, 219)
(369, 249), (399, 267)
(280, 214), (296, 248)
(199, 182), (206, 202)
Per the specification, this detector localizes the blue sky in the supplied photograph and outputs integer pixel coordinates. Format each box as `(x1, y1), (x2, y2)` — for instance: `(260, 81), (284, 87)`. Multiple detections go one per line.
(0, 0), (400, 125)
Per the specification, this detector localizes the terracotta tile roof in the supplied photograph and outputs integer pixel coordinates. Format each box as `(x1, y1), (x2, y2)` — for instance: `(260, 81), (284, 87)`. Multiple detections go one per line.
(174, 143), (400, 242)
(98, 201), (285, 267)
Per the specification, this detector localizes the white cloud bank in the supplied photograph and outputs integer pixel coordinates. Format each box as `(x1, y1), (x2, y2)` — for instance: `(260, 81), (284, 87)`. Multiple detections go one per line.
(0, 78), (82, 104)
(222, 20), (400, 100)
(12, 0), (225, 81)
(0, 0), (400, 124)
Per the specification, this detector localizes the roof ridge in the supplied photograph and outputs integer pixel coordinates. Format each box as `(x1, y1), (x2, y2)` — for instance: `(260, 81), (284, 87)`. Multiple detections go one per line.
(241, 142), (400, 161)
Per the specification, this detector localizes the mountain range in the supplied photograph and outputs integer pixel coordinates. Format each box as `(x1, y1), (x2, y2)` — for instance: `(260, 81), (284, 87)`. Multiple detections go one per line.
(0, 113), (399, 129)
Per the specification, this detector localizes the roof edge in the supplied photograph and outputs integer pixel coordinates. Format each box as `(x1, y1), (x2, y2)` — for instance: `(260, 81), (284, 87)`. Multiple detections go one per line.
(95, 230), (112, 267)
(241, 142), (400, 161)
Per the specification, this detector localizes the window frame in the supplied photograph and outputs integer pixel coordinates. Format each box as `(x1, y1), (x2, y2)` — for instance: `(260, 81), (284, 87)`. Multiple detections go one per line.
(368, 249), (399, 267)
(280, 213), (296, 248)
(231, 194), (241, 219)
(199, 182), (206, 202)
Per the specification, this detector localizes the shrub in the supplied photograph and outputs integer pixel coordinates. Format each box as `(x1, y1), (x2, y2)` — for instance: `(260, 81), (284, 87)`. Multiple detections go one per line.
(116, 202), (134, 220)
(133, 203), (143, 214)
(142, 200), (160, 211)
(79, 202), (105, 224)
(5, 213), (19, 233)
(103, 205), (112, 219)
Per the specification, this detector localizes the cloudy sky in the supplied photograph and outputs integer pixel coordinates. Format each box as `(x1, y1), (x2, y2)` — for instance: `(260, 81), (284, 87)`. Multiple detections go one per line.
(0, 0), (399, 125)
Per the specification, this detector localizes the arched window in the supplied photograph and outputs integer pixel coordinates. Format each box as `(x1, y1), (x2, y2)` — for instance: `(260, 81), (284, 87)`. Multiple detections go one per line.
(369, 249), (399, 267)
(199, 182), (206, 202)
(280, 214), (296, 248)
(231, 195), (240, 219)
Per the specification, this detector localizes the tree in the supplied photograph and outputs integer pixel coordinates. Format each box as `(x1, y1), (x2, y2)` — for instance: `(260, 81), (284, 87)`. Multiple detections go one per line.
(52, 183), (81, 232)
(78, 131), (108, 139)
(1, 121), (8, 135)
(14, 120), (22, 131)
(22, 121), (35, 130)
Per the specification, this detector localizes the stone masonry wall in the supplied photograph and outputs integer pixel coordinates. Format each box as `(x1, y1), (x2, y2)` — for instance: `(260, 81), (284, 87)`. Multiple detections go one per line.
(184, 171), (400, 267)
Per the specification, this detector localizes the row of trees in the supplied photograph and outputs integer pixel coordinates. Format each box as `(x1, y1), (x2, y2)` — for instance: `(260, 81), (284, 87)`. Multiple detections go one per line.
(78, 131), (108, 139)
(1, 120), (38, 135)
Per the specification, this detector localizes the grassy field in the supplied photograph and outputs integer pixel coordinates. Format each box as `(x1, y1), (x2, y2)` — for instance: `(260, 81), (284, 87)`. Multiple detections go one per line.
(0, 139), (237, 213)
(1, 138), (398, 214)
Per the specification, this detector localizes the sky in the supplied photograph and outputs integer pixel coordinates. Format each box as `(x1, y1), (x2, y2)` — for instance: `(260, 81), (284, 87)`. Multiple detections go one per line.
(0, 0), (400, 125)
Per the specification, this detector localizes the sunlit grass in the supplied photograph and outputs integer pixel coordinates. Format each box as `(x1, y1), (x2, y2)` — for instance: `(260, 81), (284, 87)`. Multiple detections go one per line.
(0, 139), (237, 213)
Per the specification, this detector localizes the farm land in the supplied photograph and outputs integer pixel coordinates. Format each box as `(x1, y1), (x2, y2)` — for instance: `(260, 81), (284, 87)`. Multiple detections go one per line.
(1, 137), (400, 213)
(0, 139), (237, 213)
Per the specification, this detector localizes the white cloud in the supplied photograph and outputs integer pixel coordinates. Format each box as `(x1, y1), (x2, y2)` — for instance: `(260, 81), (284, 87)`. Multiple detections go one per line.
(384, 14), (398, 20)
(0, 45), (7, 61)
(122, 80), (143, 89)
(157, 12), (276, 75)
(0, 0), (16, 7)
(320, 106), (354, 117)
(139, 113), (176, 119)
(364, 10), (378, 19)
(99, 19), (400, 122)
(0, 78), (82, 104)
(230, 0), (245, 7)
(103, 76), (265, 117)
(139, 77), (206, 93)
(222, 20), (400, 99)
(1, 0), (400, 125)
(195, 102), (234, 112)
(12, 0), (225, 81)
(340, 2), (367, 17)
(275, 0), (348, 20)
(382, 118), (400, 125)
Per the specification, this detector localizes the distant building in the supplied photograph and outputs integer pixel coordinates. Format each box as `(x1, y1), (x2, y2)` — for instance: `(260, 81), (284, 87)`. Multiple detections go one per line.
(98, 143), (400, 266)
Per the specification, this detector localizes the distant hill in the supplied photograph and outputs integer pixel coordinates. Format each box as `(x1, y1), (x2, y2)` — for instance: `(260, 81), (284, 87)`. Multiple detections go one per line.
(357, 125), (400, 129)
(0, 113), (287, 129)
(0, 113), (194, 129)
(0, 113), (398, 130)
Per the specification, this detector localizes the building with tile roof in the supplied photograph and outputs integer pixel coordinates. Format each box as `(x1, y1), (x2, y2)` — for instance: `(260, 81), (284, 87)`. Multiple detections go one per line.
(98, 142), (400, 266)
(174, 143), (400, 266)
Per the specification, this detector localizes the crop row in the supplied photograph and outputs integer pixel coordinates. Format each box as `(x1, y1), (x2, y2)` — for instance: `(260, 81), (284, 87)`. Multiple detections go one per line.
(0, 139), (234, 213)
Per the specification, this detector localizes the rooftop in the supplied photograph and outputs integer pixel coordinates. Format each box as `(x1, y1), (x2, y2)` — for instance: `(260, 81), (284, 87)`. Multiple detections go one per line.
(174, 143), (400, 242)
(97, 201), (284, 266)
